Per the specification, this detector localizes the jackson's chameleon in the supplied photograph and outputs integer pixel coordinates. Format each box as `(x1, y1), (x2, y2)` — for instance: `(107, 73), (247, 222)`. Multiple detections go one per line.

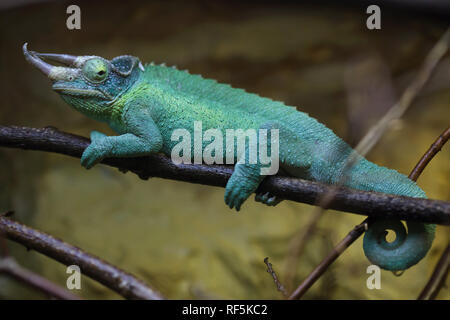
(23, 44), (435, 271)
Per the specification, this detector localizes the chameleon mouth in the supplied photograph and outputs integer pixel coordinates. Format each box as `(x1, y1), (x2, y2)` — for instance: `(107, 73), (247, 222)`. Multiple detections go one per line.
(52, 84), (113, 100)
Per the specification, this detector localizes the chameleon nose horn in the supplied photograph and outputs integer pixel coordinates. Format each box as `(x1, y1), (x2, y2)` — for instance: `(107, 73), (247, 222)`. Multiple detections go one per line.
(23, 43), (53, 77)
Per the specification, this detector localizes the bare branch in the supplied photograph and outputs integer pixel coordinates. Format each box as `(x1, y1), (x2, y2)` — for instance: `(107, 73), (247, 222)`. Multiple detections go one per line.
(0, 126), (448, 225)
(410, 126), (450, 182)
(0, 215), (164, 300)
(288, 220), (369, 300)
(0, 256), (81, 300)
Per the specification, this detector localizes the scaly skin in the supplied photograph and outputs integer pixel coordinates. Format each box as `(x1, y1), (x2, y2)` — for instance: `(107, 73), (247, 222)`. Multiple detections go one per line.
(23, 44), (435, 271)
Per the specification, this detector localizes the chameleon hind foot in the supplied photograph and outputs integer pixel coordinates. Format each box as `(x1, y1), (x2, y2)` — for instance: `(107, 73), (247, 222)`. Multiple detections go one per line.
(255, 192), (283, 206)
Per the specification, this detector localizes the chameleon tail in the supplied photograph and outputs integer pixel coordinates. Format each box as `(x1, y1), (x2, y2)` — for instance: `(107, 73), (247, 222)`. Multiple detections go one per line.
(348, 160), (436, 271)
(363, 219), (435, 271)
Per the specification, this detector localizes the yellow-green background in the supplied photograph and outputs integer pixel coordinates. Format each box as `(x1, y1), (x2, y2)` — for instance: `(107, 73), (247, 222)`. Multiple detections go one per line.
(0, 0), (448, 299)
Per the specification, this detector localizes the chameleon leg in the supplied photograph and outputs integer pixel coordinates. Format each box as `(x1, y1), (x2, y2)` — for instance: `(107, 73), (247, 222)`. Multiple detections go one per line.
(81, 132), (161, 169)
(90, 130), (107, 141)
(224, 121), (282, 211)
(253, 122), (313, 208)
(225, 161), (263, 211)
(81, 108), (163, 169)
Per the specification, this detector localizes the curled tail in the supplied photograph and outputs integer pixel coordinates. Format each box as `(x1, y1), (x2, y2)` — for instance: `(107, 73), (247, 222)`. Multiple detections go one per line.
(347, 159), (436, 271)
(363, 220), (435, 271)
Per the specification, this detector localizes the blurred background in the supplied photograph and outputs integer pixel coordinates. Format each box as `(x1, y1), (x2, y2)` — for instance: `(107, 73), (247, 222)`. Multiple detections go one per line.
(0, 0), (449, 299)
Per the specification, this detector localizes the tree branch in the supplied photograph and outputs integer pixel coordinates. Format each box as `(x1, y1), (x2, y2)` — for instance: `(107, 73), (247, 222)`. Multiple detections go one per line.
(0, 214), (164, 300)
(0, 256), (81, 300)
(410, 126), (450, 182)
(288, 219), (370, 300)
(0, 125), (448, 225)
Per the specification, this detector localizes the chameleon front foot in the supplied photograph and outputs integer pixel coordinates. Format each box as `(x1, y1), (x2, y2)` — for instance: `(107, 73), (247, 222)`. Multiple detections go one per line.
(255, 192), (282, 206)
(224, 177), (255, 212)
(224, 162), (263, 212)
(81, 130), (111, 169)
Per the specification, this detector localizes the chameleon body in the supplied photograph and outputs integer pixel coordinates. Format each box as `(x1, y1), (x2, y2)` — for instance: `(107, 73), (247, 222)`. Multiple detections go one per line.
(23, 44), (435, 271)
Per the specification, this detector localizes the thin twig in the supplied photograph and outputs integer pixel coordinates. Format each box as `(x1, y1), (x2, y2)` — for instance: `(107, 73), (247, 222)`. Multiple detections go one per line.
(264, 257), (288, 297)
(0, 215), (164, 300)
(289, 124), (450, 300)
(0, 256), (81, 300)
(0, 126), (448, 225)
(417, 243), (450, 300)
(410, 126), (450, 182)
(288, 220), (369, 300)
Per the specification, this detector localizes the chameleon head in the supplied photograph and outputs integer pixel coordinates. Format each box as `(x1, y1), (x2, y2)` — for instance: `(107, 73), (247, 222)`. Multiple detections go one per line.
(23, 43), (144, 121)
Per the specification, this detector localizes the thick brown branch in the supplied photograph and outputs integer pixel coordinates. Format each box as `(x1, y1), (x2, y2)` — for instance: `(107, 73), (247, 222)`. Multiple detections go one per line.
(0, 125), (448, 225)
(0, 215), (164, 300)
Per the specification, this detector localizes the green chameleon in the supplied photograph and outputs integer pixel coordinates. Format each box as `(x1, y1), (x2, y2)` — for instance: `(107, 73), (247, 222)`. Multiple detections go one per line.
(23, 44), (435, 272)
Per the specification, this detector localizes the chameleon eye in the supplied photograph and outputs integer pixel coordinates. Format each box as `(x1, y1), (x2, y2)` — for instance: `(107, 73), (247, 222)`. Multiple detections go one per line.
(82, 58), (109, 83)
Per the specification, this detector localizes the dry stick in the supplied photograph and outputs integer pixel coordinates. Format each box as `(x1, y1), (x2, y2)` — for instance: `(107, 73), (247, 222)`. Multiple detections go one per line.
(0, 215), (164, 300)
(410, 127), (450, 182)
(264, 257), (288, 297)
(288, 28), (450, 300)
(0, 256), (81, 300)
(288, 125), (450, 300)
(0, 126), (448, 225)
(418, 243), (450, 300)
